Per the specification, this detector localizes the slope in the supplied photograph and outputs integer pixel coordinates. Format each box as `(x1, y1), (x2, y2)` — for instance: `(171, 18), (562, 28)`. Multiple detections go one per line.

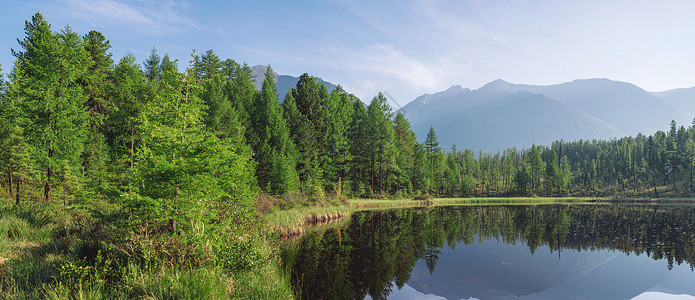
(405, 90), (622, 152)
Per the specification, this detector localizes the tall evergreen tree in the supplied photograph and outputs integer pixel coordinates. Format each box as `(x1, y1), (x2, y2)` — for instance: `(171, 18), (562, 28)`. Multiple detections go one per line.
(347, 100), (368, 195)
(143, 46), (160, 80)
(13, 14), (91, 202)
(424, 126), (441, 190)
(324, 87), (354, 192)
(283, 90), (317, 187)
(365, 93), (396, 194)
(81, 30), (113, 192)
(394, 112), (416, 193)
(251, 66), (298, 194)
(227, 63), (257, 133)
(528, 145), (544, 194)
(545, 148), (559, 193)
(105, 53), (148, 192)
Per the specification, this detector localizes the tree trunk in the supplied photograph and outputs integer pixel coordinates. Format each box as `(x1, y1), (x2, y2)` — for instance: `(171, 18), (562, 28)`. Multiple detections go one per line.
(379, 148), (383, 194)
(44, 167), (52, 202)
(8, 168), (13, 197)
(15, 178), (20, 205)
(370, 152), (375, 193)
(45, 108), (54, 202)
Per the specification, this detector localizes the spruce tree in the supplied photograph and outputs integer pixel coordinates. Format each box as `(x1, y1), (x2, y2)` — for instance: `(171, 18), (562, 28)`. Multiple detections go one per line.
(347, 100), (368, 195)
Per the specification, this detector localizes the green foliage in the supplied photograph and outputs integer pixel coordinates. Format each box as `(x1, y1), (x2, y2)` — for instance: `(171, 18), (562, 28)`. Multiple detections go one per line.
(126, 52), (256, 230)
(12, 13), (91, 202)
(249, 65), (298, 195)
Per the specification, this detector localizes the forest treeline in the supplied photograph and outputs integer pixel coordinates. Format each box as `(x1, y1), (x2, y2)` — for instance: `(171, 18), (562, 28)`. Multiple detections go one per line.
(2, 13), (695, 213)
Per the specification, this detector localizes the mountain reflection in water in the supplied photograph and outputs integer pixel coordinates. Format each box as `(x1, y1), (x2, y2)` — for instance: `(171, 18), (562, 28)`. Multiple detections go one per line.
(281, 204), (695, 300)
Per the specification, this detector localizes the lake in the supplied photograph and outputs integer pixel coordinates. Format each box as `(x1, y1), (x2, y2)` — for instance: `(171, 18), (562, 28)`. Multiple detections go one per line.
(281, 203), (695, 300)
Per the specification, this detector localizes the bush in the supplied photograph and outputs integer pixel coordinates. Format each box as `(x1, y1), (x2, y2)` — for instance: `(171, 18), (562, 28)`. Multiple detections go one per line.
(413, 193), (431, 201)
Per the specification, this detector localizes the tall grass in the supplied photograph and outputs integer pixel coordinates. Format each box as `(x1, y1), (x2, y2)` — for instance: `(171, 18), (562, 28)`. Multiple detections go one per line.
(266, 205), (352, 229)
(0, 198), (296, 299)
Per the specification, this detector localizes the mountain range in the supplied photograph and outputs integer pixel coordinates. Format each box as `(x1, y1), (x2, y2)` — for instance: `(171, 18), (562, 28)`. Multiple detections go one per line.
(400, 78), (695, 152)
(250, 65), (336, 101)
(248, 65), (694, 152)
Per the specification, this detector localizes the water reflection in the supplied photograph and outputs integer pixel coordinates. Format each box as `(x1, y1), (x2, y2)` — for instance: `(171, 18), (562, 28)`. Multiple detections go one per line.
(281, 204), (695, 300)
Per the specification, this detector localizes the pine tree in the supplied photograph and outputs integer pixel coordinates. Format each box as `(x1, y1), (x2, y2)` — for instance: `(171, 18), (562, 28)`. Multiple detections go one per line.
(424, 126), (441, 191)
(227, 63), (257, 133)
(528, 145), (544, 194)
(545, 148), (559, 193)
(347, 100), (368, 195)
(13, 14), (91, 202)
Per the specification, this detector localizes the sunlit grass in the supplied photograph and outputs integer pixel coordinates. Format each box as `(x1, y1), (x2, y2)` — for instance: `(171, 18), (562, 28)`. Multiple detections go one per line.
(266, 205), (352, 229)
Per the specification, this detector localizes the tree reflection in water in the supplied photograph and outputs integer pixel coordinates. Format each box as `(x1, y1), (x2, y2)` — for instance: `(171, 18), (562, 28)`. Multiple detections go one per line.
(281, 204), (695, 300)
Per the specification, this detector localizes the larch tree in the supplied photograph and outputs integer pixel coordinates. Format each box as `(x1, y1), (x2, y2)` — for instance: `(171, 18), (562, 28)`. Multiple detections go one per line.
(394, 112), (416, 193)
(13, 13), (91, 202)
(81, 30), (113, 192)
(365, 93), (396, 194)
(324, 87), (354, 193)
(126, 51), (256, 232)
(252, 66), (298, 194)
(347, 100), (369, 195)
(283, 85), (317, 188)
(105, 53), (149, 192)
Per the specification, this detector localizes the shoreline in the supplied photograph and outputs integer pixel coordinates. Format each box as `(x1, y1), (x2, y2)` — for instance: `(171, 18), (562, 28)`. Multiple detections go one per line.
(266, 196), (695, 235)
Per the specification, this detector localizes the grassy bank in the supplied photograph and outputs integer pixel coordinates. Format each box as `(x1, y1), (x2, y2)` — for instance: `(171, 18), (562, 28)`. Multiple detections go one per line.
(3, 196), (684, 299)
(0, 199), (294, 299)
(266, 196), (604, 230)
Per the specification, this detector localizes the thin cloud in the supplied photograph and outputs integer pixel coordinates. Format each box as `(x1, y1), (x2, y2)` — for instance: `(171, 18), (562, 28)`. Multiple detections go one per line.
(56, 0), (199, 34)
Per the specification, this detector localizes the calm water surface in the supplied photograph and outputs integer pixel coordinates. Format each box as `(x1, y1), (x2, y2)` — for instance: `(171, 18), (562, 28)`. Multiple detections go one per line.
(281, 204), (695, 300)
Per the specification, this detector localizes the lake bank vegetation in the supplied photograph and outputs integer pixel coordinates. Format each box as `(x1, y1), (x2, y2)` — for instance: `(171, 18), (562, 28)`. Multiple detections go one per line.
(1, 12), (695, 298)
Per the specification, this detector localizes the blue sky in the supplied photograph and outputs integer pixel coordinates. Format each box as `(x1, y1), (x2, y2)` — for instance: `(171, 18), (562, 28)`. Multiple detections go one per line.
(2, 0), (695, 104)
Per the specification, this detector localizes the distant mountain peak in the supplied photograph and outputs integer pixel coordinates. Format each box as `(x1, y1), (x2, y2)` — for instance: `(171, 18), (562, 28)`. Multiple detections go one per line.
(446, 84), (465, 91)
(249, 65), (337, 101)
(478, 79), (517, 92)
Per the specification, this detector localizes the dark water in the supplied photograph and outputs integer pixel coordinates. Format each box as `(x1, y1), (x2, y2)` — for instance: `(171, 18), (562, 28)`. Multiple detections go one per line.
(280, 204), (695, 300)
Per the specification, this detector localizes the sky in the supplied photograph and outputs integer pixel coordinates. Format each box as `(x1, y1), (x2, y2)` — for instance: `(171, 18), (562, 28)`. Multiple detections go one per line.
(1, 0), (695, 105)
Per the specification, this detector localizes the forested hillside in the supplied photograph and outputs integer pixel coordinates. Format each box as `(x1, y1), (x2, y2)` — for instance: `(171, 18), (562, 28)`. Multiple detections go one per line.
(3, 14), (695, 210)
